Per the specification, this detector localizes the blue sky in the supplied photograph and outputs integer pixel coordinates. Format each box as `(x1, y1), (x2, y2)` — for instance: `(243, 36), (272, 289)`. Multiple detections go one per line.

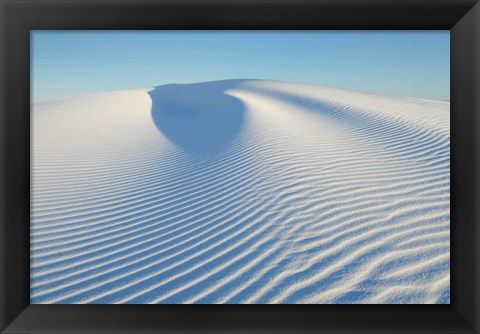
(32, 31), (449, 101)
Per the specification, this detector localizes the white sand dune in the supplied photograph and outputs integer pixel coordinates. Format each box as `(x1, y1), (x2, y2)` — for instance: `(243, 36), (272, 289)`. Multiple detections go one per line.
(31, 79), (450, 304)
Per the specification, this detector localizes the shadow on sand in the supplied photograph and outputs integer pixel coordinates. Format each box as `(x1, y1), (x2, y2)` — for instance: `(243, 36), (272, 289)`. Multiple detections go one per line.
(149, 81), (246, 154)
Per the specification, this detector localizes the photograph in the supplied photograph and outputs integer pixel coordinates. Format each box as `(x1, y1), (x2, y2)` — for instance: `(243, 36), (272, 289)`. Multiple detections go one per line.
(30, 30), (450, 304)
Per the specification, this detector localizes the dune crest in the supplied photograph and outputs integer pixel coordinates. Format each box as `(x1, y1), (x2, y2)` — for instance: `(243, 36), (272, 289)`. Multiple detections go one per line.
(31, 79), (450, 304)
(149, 81), (246, 153)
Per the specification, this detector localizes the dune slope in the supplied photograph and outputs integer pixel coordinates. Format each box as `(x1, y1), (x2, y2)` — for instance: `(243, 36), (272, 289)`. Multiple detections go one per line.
(31, 79), (450, 304)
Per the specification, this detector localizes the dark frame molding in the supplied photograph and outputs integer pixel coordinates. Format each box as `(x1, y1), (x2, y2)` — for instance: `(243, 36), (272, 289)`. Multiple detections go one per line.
(1, 0), (479, 333)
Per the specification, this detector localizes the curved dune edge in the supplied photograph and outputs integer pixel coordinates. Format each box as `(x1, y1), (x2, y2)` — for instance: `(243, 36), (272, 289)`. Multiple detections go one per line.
(31, 79), (450, 304)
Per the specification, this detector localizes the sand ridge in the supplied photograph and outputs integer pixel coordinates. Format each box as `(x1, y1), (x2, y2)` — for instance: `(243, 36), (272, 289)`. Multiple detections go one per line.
(31, 79), (450, 304)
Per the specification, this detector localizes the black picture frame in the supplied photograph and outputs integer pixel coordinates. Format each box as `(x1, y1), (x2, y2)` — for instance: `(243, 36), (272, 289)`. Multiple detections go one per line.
(1, 0), (479, 333)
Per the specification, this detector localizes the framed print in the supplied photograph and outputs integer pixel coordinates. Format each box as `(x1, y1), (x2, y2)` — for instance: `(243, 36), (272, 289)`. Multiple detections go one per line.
(1, 0), (479, 333)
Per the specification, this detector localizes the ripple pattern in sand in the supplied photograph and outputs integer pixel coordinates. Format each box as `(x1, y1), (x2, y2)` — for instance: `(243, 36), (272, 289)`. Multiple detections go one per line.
(31, 80), (450, 304)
